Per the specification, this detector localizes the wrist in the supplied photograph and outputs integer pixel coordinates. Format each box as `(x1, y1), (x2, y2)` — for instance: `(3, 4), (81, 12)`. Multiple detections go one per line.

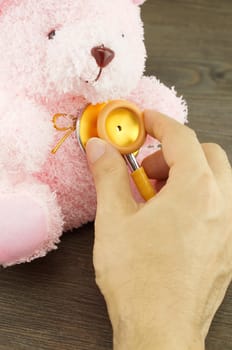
(113, 322), (204, 350)
(103, 285), (205, 350)
(111, 312), (205, 350)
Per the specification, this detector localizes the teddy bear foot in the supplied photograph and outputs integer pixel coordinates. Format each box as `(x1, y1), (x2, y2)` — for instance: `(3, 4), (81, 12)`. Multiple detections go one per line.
(0, 194), (60, 267)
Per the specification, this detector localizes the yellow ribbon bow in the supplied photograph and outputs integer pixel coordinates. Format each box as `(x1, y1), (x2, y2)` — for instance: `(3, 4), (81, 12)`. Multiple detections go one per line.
(51, 113), (78, 154)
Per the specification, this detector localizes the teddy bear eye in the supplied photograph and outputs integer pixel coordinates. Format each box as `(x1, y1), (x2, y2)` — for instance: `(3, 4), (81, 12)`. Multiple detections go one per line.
(48, 30), (56, 40)
(122, 33), (125, 38)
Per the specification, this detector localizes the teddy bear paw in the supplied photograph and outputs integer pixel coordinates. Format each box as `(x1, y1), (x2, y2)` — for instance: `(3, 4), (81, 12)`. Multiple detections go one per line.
(0, 194), (49, 266)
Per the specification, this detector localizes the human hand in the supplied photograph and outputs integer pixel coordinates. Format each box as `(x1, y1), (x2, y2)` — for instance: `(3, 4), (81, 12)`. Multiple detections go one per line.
(86, 111), (232, 350)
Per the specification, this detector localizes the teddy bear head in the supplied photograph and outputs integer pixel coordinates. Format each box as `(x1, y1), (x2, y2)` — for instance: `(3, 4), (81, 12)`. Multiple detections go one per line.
(0, 0), (147, 104)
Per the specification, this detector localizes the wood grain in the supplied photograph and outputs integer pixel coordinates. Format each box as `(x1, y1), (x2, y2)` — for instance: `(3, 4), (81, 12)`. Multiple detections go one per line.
(0, 1), (231, 349)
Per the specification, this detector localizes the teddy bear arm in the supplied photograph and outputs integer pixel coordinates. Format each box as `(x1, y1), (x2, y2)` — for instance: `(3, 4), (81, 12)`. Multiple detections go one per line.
(128, 76), (188, 162)
(128, 76), (188, 124)
(0, 94), (54, 173)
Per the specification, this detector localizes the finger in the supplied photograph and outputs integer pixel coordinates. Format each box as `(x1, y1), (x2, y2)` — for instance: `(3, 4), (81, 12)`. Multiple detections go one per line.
(86, 138), (137, 216)
(202, 143), (232, 192)
(141, 149), (169, 180)
(144, 111), (209, 177)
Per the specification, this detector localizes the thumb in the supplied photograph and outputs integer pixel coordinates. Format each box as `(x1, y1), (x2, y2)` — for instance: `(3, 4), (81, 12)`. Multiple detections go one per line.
(86, 138), (137, 215)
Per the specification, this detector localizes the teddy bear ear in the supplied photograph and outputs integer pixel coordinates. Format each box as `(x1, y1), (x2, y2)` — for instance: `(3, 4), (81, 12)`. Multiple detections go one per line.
(132, 0), (146, 5)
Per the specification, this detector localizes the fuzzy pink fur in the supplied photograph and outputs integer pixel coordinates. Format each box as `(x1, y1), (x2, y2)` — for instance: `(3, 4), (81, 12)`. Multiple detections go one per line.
(0, 0), (187, 266)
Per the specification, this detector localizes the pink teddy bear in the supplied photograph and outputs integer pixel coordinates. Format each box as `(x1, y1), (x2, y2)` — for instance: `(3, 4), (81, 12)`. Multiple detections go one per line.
(0, 0), (187, 267)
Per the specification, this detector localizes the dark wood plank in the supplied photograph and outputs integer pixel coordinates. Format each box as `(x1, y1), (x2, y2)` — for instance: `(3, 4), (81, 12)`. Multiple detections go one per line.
(143, 0), (232, 163)
(0, 225), (112, 350)
(0, 1), (231, 349)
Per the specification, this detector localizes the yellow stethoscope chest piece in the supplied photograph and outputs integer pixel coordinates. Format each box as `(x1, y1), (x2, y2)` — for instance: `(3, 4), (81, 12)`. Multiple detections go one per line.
(78, 100), (146, 155)
(104, 108), (140, 148)
(78, 102), (107, 150)
(77, 100), (156, 201)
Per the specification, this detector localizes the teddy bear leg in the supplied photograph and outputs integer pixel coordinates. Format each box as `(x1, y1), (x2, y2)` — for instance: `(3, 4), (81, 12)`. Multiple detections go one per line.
(0, 184), (64, 267)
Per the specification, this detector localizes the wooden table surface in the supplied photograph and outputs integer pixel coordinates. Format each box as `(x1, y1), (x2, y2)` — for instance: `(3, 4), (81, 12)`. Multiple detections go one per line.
(1, 1), (232, 349)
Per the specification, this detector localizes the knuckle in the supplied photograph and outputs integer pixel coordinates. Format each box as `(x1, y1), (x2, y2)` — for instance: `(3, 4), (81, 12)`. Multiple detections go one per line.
(189, 168), (215, 194)
(199, 172), (221, 200)
(174, 124), (197, 141)
(198, 170), (215, 189)
(95, 273), (107, 290)
(203, 142), (226, 155)
(195, 171), (224, 211)
(202, 143), (231, 170)
(185, 126), (198, 139)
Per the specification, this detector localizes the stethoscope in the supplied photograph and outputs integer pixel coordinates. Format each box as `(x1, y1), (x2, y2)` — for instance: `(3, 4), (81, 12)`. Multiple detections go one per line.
(76, 100), (156, 201)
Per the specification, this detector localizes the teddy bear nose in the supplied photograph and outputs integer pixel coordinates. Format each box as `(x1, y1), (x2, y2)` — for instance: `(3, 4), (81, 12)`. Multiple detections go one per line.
(91, 46), (115, 68)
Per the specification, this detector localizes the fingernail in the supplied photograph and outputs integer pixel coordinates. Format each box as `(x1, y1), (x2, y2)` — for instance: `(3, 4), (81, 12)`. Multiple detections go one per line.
(86, 138), (106, 164)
